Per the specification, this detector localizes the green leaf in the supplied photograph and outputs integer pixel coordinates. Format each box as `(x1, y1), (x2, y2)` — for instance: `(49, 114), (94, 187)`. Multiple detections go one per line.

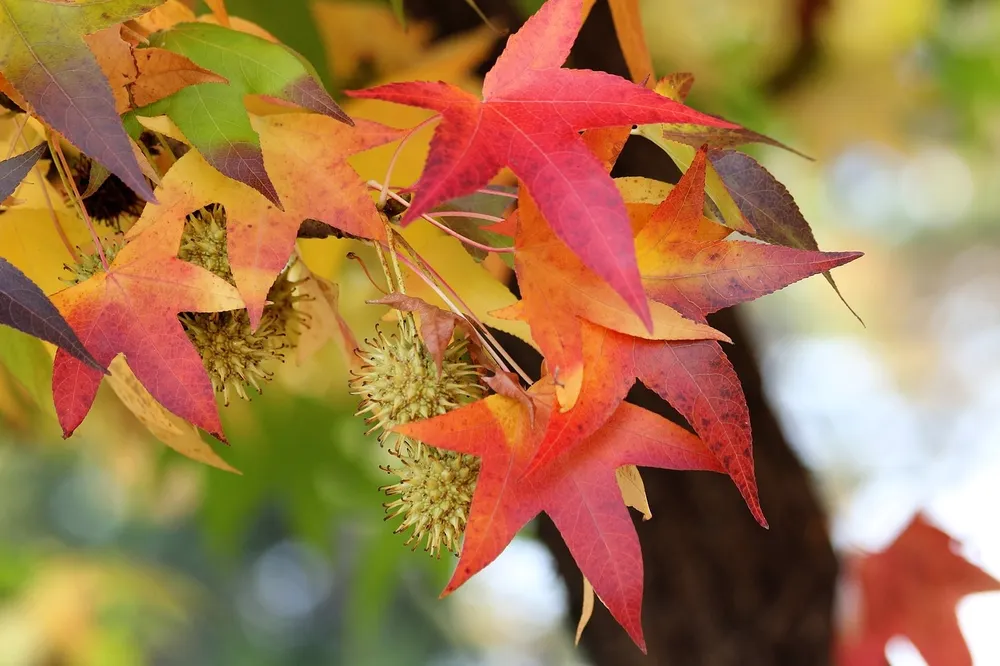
(0, 0), (161, 202)
(218, 0), (332, 86)
(138, 22), (351, 206)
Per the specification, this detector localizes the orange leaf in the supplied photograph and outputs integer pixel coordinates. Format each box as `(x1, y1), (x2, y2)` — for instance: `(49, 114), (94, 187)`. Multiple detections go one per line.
(130, 113), (403, 328)
(88, 27), (227, 114)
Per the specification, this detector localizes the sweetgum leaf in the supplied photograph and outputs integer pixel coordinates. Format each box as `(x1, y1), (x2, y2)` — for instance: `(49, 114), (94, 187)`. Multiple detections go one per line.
(51, 196), (244, 440)
(395, 384), (725, 651)
(0, 0), (161, 202)
(837, 515), (1000, 666)
(502, 150), (861, 526)
(349, 0), (743, 329)
(708, 148), (861, 320)
(128, 113), (402, 328)
(139, 22), (351, 206)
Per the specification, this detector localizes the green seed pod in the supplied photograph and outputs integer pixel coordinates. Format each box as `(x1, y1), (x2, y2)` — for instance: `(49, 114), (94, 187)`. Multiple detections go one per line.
(351, 326), (485, 557)
(382, 443), (481, 557)
(179, 271), (309, 406)
(177, 204), (309, 404)
(63, 240), (124, 285)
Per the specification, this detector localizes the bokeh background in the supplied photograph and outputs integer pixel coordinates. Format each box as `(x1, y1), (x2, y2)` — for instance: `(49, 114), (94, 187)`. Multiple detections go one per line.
(1, 0), (999, 664)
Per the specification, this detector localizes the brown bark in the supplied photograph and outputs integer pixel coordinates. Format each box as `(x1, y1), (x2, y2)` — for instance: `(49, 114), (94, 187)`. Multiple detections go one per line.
(404, 1), (839, 663)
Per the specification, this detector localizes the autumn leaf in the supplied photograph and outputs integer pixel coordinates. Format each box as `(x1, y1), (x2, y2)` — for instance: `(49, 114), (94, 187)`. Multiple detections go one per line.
(50, 193), (244, 440)
(105, 357), (239, 473)
(635, 148), (862, 322)
(508, 150), (860, 525)
(129, 113), (402, 327)
(86, 25), (227, 114)
(369, 293), (476, 371)
(394, 384), (724, 651)
(0, 0), (161, 202)
(837, 514), (1000, 666)
(708, 149), (860, 319)
(137, 22), (352, 205)
(349, 0), (742, 328)
(500, 188), (728, 410)
(0, 142), (45, 201)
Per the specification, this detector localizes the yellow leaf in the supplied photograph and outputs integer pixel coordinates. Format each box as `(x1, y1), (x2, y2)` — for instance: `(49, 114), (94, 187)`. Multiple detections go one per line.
(290, 260), (359, 368)
(616, 464), (651, 520)
(311, 0), (433, 84)
(576, 576), (595, 644)
(105, 357), (240, 474)
(401, 222), (533, 346)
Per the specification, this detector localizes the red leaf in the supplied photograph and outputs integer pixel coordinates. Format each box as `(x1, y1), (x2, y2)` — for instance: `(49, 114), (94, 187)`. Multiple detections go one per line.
(506, 152), (860, 526)
(837, 515), (1000, 666)
(51, 196), (243, 440)
(394, 385), (724, 651)
(348, 0), (741, 328)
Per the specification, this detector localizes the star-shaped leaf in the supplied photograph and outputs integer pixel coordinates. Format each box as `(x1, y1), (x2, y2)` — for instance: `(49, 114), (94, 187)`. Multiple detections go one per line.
(395, 384), (724, 652)
(0, 0), (162, 201)
(837, 515), (1000, 666)
(128, 113), (402, 327)
(137, 21), (352, 206)
(348, 0), (741, 328)
(505, 148), (861, 526)
(51, 193), (244, 440)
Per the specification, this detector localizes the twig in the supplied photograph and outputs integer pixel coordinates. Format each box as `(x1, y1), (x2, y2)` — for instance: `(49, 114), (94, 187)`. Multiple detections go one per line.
(377, 114), (440, 210)
(48, 135), (108, 271)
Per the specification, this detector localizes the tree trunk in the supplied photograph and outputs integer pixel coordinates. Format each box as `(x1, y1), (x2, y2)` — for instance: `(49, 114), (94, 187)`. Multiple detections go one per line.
(406, 2), (839, 664)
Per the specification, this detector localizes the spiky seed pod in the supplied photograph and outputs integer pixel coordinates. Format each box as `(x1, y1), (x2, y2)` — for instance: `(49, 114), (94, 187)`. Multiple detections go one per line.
(351, 326), (486, 557)
(62, 240), (124, 285)
(382, 443), (480, 556)
(177, 204), (309, 404)
(179, 271), (310, 405)
(178, 204), (231, 282)
(351, 329), (484, 447)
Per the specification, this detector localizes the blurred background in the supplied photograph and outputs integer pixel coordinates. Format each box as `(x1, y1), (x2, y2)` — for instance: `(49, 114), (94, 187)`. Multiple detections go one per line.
(1, 0), (999, 664)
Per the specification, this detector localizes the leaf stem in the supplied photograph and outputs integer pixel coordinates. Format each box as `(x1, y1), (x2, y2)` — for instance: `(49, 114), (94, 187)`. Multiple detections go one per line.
(476, 186), (518, 199)
(377, 114), (440, 210)
(427, 210), (505, 223)
(16, 130), (76, 262)
(393, 233), (532, 385)
(370, 181), (513, 254)
(48, 135), (109, 271)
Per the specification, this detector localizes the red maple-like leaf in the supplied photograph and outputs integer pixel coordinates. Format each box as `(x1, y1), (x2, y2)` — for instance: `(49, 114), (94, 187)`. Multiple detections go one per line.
(394, 382), (724, 651)
(128, 113), (402, 328)
(504, 148), (861, 526)
(347, 0), (740, 328)
(837, 514), (1000, 666)
(51, 197), (244, 440)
